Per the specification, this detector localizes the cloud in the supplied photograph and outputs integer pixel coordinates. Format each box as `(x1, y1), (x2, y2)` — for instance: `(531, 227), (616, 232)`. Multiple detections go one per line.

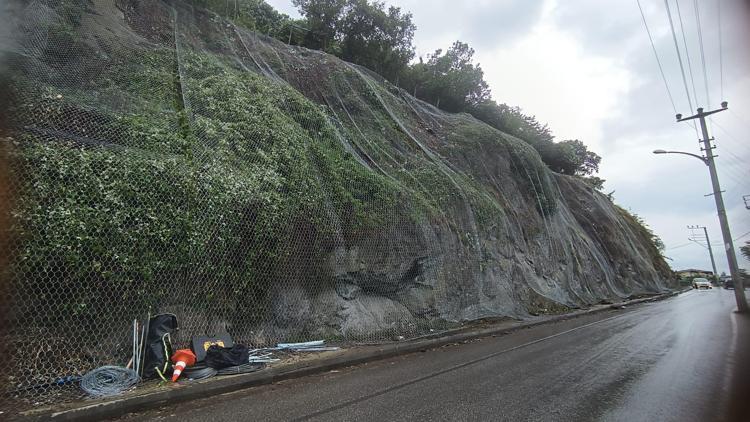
(266, 0), (546, 55)
(478, 20), (633, 154)
(550, 0), (642, 55)
(264, 0), (750, 272)
(541, 0), (750, 272)
(407, 0), (546, 51)
(264, 0), (299, 18)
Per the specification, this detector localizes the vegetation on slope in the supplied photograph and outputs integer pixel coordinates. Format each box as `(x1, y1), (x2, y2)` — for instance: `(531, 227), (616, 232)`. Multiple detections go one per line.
(0, 1), (674, 401)
(192, 0), (602, 183)
(9, 40), (420, 325)
(4, 0), (669, 325)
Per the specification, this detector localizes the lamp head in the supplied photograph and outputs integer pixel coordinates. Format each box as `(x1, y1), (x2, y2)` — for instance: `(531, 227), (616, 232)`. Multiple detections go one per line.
(653, 149), (667, 154)
(721, 101), (728, 109)
(675, 113), (682, 120)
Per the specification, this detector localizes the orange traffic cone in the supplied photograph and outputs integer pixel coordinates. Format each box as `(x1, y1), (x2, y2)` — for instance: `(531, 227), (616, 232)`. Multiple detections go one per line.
(171, 349), (196, 382)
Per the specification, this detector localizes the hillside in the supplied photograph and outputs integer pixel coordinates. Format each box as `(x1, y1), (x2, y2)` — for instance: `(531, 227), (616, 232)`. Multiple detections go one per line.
(2, 0), (671, 394)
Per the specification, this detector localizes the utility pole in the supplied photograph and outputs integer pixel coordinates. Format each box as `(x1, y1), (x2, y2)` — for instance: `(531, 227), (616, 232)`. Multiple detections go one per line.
(677, 103), (748, 312)
(688, 225), (718, 282)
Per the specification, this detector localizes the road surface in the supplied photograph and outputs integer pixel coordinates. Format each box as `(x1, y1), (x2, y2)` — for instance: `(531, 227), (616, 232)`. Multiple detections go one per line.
(119, 289), (749, 422)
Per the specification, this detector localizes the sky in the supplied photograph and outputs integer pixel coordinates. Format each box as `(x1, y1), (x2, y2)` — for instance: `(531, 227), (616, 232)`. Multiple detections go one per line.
(266, 0), (750, 274)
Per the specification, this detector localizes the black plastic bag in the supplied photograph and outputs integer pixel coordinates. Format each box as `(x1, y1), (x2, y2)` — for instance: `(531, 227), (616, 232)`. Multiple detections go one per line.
(205, 344), (249, 369)
(191, 333), (234, 362)
(142, 314), (178, 380)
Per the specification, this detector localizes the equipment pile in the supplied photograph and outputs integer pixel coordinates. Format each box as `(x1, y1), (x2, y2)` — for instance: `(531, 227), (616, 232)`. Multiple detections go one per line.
(77, 314), (339, 397)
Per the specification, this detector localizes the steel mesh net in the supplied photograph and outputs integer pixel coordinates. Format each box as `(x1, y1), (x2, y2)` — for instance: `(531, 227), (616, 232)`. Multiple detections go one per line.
(0, 0), (670, 409)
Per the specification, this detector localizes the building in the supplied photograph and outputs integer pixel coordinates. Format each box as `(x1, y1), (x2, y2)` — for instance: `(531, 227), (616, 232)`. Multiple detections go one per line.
(675, 269), (714, 279)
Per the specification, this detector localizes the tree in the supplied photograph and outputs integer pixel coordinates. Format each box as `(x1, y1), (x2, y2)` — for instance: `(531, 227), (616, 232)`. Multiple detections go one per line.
(468, 101), (601, 177)
(292, 0), (346, 51)
(582, 176), (606, 190)
(469, 101), (554, 149)
(338, 0), (416, 81)
(402, 41), (490, 112)
(193, 0), (303, 44)
(742, 241), (750, 261)
(291, 0), (416, 79)
(545, 139), (601, 176)
(195, 1), (604, 179)
(618, 206), (666, 255)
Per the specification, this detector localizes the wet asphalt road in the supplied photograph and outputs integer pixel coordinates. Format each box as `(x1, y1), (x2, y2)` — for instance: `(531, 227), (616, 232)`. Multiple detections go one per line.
(120, 289), (749, 422)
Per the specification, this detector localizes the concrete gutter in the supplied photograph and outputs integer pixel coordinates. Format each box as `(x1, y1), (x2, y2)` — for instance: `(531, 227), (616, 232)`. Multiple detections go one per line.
(18, 290), (685, 421)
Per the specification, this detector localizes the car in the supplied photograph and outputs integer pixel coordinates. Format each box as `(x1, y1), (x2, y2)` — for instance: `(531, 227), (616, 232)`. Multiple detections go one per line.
(724, 279), (734, 289)
(692, 278), (712, 290)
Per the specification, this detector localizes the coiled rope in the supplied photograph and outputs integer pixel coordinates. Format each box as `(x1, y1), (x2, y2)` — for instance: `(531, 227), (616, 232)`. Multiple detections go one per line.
(80, 366), (139, 397)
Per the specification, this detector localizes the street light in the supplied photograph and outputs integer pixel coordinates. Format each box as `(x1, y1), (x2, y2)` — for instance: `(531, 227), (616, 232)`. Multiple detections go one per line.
(652, 149), (708, 165)
(653, 102), (748, 313)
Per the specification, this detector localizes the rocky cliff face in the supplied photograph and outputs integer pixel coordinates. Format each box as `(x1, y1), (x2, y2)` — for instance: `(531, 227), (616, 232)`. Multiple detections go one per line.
(3, 0), (671, 354)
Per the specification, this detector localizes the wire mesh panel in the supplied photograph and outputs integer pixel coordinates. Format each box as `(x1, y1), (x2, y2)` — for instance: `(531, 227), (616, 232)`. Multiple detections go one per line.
(0, 0), (671, 410)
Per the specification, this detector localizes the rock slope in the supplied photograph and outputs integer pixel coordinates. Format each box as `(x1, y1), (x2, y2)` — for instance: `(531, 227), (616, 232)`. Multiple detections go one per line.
(4, 0), (671, 354)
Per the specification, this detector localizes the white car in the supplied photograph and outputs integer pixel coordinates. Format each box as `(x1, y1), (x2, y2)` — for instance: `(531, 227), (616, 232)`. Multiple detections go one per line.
(692, 278), (713, 290)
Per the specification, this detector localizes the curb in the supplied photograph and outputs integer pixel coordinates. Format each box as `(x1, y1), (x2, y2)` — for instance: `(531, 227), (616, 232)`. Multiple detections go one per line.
(21, 290), (684, 421)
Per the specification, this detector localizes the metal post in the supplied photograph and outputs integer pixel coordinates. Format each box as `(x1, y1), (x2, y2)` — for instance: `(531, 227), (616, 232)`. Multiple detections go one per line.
(702, 226), (718, 283)
(688, 225), (718, 282)
(703, 227), (719, 282)
(678, 105), (748, 312)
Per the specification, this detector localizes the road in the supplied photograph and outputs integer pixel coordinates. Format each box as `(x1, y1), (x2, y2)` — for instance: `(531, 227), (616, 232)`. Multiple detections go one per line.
(119, 289), (749, 422)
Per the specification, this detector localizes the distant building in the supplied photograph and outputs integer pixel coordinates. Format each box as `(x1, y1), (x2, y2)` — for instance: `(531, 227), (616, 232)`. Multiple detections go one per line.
(675, 269), (714, 279)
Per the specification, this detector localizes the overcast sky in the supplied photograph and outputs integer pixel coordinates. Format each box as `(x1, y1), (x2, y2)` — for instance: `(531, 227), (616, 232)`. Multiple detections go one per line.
(267, 0), (750, 274)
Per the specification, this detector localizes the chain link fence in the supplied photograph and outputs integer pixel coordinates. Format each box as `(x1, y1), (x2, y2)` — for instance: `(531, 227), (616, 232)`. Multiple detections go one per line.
(0, 0), (669, 410)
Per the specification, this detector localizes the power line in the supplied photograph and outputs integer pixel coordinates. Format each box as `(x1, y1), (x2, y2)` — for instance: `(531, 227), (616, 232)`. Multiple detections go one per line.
(666, 231), (750, 249)
(666, 0), (700, 138)
(716, 150), (748, 174)
(690, 119), (749, 193)
(717, 0), (724, 101)
(664, 0), (693, 110)
(637, 0), (678, 114)
(715, 168), (750, 200)
(689, 238), (709, 249)
(709, 119), (750, 152)
(666, 241), (696, 250)
(675, 0), (699, 107)
(693, 0), (711, 108)
(708, 120), (750, 188)
(709, 121), (750, 166)
(729, 109), (750, 132)
(723, 178), (749, 201)
(722, 173), (750, 199)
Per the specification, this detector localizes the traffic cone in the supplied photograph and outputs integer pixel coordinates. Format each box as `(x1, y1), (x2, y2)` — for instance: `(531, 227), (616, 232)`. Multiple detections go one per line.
(171, 349), (196, 382)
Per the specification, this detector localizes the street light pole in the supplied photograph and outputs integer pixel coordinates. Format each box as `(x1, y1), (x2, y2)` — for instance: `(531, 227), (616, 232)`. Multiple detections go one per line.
(676, 104), (748, 312)
(687, 225), (718, 282)
(702, 226), (718, 283)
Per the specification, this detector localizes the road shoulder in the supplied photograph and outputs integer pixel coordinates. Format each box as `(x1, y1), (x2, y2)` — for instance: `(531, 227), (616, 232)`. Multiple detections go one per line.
(17, 291), (682, 422)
